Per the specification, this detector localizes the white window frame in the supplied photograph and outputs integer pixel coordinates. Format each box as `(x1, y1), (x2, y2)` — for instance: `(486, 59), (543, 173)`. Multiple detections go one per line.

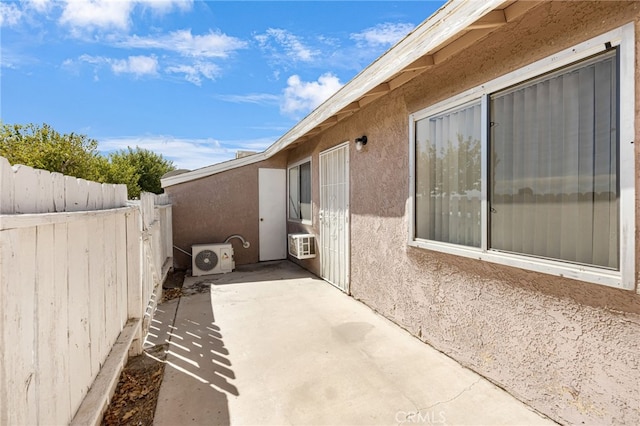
(408, 23), (635, 290)
(287, 157), (313, 225)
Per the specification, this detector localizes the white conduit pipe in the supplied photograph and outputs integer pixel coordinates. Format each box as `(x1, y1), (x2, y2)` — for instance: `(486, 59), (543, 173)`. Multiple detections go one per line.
(224, 234), (251, 248)
(174, 234), (250, 258)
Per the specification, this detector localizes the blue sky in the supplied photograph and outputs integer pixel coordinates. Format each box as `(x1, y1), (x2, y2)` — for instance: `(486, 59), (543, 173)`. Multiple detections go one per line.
(1, 0), (444, 170)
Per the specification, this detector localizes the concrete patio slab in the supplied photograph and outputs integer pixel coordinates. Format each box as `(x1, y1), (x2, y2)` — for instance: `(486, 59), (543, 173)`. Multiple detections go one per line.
(153, 261), (555, 425)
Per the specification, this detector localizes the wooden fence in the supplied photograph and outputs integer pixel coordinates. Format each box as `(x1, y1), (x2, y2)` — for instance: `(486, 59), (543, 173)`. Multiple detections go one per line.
(0, 157), (172, 425)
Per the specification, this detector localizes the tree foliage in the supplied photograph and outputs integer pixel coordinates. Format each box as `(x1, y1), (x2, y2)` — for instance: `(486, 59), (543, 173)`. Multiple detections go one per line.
(93, 155), (140, 198)
(108, 147), (175, 198)
(0, 123), (176, 199)
(0, 122), (103, 180)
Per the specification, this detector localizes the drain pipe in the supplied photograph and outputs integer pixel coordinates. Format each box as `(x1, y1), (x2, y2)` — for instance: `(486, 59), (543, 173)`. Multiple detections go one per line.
(224, 234), (251, 248)
(174, 235), (249, 257)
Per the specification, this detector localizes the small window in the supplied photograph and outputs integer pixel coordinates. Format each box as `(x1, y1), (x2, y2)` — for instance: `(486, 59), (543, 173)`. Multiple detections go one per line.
(288, 160), (312, 223)
(415, 101), (482, 247)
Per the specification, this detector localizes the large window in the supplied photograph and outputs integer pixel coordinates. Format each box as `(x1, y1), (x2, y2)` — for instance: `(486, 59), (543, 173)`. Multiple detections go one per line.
(288, 159), (312, 223)
(409, 25), (634, 290)
(490, 53), (618, 269)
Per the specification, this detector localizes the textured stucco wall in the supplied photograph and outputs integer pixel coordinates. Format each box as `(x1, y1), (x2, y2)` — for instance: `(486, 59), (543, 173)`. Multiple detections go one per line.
(165, 154), (287, 269)
(286, 2), (640, 424)
(167, 2), (640, 423)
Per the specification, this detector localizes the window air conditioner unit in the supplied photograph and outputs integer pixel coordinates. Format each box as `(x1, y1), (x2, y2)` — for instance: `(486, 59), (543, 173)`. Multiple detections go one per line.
(288, 234), (316, 259)
(192, 243), (234, 277)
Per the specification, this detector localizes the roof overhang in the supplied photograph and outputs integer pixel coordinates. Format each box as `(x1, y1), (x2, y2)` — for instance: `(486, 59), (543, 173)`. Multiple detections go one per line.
(162, 0), (538, 188)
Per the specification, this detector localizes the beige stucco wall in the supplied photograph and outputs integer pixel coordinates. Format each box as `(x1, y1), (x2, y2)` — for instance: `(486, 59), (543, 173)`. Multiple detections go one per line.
(165, 154), (287, 269)
(284, 2), (640, 424)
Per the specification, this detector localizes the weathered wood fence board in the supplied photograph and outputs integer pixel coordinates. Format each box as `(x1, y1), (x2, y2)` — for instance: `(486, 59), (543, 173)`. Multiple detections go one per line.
(0, 156), (127, 214)
(0, 227), (37, 426)
(0, 156), (172, 425)
(52, 222), (72, 424)
(67, 218), (93, 417)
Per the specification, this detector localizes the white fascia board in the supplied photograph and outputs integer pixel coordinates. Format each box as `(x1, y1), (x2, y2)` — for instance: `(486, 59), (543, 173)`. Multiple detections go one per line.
(161, 152), (268, 187)
(163, 0), (505, 188)
(267, 0), (504, 147)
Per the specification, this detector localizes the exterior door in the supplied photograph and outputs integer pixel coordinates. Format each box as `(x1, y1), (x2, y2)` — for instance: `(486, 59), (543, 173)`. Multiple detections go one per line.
(259, 168), (286, 261)
(319, 143), (350, 292)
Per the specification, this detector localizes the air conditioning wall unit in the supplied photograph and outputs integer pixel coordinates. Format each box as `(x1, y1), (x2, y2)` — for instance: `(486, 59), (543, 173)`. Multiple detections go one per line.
(192, 243), (234, 276)
(288, 234), (316, 259)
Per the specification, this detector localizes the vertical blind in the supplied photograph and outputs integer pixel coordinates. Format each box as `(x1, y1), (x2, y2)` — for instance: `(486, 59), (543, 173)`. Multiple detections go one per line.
(490, 51), (618, 268)
(415, 102), (482, 246)
(299, 161), (311, 221)
(289, 166), (300, 219)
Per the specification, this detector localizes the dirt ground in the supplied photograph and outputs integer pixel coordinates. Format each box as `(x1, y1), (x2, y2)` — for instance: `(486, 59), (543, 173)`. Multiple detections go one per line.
(101, 344), (168, 426)
(101, 269), (185, 425)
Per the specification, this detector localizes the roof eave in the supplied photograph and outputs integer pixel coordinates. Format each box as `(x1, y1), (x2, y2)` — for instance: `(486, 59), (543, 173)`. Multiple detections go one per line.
(163, 0), (534, 188)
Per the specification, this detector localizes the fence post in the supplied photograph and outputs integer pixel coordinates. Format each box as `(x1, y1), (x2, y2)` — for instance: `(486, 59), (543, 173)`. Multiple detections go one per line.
(126, 208), (143, 356)
(12, 165), (38, 213)
(0, 157), (15, 214)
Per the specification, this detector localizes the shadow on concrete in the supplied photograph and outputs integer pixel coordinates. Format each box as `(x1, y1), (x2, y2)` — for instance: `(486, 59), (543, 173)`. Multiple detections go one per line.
(153, 261), (320, 425)
(150, 289), (238, 425)
(169, 311), (239, 395)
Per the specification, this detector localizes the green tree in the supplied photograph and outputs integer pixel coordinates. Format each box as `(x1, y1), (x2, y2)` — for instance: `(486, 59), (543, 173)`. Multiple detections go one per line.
(1, 123), (176, 199)
(93, 155), (141, 198)
(0, 122), (102, 180)
(107, 147), (175, 198)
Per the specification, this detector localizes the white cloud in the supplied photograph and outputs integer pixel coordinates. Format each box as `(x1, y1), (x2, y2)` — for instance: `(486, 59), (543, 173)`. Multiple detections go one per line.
(118, 29), (247, 58)
(256, 28), (317, 62)
(78, 54), (106, 65)
(73, 53), (221, 83)
(98, 135), (275, 170)
(59, 0), (193, 32)
(23, 0), (53, 13)
(77, 54), (158, 77)
(137, 0), (193, 14)
(111, 55), (158, 76)
(350, 22), (415, 47)
(166, 61), (219, 85)
(282, 73), (343, 117)
(1, 48), (39, 69)
(215, 93), (280, 105)
(60, 0), (134, 31)
(227, 137), (274, 153)
(0, 2), (22, 27)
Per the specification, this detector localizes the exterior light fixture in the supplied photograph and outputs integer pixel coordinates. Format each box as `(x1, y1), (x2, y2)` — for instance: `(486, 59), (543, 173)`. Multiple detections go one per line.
(355, 135), (368, 151)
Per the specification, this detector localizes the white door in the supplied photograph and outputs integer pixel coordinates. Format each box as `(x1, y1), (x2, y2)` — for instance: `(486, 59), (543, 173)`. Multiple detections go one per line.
(319, 143), (350, 292)
(259, 168), (287, 261)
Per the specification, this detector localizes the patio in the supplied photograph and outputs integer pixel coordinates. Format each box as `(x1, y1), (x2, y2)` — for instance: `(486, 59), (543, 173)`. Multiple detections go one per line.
(148, 261), (555, 425)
